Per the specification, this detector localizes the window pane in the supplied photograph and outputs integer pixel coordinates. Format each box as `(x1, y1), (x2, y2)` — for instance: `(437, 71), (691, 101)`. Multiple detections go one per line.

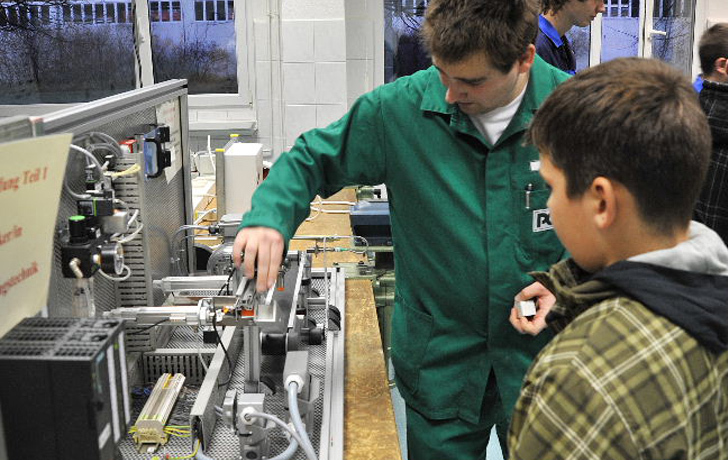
(18, 5), (28, 26)
(150, 1), (160, 22)
(161, 1), (170, 21)
(73, 4), (82, 23)
(227, 0), (234, 20)
(106, 4), (115, 23)
(384, 1), (431, 83)
(151, 0), (238, 93)
(216, 0), (225, 21)
(566, 26), (591, 72)
(0, 2), (136, 104)
(601, 0), (640, 63)
(117, 3), (126, 23)
(30, 6), (40, 25)
(651, 0), (695, 75)
(94, 4), (104, 23)
(0, 8), (7, 27)
(83, 4), (92, 24)
(172, 1), (181, 21)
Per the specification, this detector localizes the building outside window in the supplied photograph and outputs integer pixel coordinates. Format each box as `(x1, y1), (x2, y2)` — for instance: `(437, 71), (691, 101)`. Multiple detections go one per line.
(0, 0), (247, 104)
(0, 1), (135, 104)
(151, 0), (238, 94)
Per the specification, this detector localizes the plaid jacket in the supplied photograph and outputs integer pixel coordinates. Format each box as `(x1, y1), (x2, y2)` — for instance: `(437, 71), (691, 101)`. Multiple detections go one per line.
(695, 80), (728, 242)
(508, 254), (728, 460)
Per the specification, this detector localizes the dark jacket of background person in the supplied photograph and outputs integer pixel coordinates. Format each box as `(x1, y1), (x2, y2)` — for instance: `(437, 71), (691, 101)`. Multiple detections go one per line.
(695, 80), (728, 242)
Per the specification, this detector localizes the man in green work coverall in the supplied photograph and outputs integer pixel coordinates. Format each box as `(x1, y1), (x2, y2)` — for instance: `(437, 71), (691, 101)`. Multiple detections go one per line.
(233, 0), (569, 458)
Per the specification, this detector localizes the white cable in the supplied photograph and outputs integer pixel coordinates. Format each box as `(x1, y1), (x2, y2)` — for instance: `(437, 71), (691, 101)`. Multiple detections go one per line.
(126, 209), (139, 228)
(194, 208), (217, 225)
(69, 144), (112, 189)
(88, 132), (123, 157)
(171, 225), (212, 275)
(305, 197), (323, 222)
(117, 221), (143, 244)
(243, 411), (314, 460)
(69, 258), (84, 279)
(97, 264), (132, 282)
(309, 207), (351, 214)
(64, 181), (89, 200)
(316, 200), (356, 206)
(114, 198), (130, 215)
(197, 346), (209, 374)
(286, 381), (318, 460)
(269, 437), (299, 460)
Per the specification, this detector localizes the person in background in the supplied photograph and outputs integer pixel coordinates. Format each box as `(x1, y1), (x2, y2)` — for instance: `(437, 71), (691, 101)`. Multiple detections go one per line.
(694, 24), (728, 243)
(693, 23), (728, 92)
(509, 57), (728, 460)
(232, 0), (569, 458)
(537, 0), (605, 74)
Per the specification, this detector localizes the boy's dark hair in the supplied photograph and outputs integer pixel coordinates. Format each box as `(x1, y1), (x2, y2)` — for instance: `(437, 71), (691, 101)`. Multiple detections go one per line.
(699, 23), (728, 76)
(529, 58), (711, 235)
(421, 0), (539, 73)
(541, 0), (588, 14)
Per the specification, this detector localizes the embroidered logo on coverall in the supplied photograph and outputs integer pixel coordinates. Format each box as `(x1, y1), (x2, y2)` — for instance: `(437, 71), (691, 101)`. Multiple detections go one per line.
(532, 209), (553, 232)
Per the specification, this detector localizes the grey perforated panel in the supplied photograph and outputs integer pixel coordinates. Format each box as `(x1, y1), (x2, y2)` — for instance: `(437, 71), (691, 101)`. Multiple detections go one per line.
(46, 106), (188, 324)
(46, 111), (156, 317)
(117, 278), (334, 460)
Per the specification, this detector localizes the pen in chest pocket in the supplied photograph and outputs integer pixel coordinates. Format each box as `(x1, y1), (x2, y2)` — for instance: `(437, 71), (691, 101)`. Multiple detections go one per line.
(525, 183), (533, 210)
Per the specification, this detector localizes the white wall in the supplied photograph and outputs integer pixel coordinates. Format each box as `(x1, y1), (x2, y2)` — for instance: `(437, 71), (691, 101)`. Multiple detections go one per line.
(282, 0), (345, 20)
(253, 0), (381, 159)
(706, 0), (728, 19)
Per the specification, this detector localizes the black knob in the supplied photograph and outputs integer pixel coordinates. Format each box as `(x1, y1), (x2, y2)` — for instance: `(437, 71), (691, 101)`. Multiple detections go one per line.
(68, 215), (88, 244)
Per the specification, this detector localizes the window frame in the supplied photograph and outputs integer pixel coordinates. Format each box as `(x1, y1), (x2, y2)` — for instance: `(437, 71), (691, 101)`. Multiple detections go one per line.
(134, 0), (256, 125)
(0, 0), (255, 127)
(585, 0), (704, 76)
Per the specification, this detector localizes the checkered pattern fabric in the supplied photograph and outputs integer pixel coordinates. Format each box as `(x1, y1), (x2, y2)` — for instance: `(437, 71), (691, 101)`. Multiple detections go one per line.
(508, 259), (728, 460)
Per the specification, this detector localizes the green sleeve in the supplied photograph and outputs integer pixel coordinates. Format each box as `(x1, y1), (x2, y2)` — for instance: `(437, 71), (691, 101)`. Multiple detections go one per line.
(508, 365), (639, 460)
(239, 89), (387, 242)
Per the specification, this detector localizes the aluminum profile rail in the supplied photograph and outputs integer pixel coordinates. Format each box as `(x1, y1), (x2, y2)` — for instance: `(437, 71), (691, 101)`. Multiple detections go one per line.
(318, 266), (345, 460)
(188, 325), (242, 450)
(39, 80), (188, 136)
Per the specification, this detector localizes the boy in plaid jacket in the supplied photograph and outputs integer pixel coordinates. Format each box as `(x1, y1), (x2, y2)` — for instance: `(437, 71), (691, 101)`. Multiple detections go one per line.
(508, 57), (728, 460)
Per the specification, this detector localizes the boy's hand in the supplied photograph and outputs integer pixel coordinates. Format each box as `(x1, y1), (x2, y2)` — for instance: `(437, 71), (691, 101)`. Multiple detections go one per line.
(232, 227), (284, 292)
(509, 281), (555, 336)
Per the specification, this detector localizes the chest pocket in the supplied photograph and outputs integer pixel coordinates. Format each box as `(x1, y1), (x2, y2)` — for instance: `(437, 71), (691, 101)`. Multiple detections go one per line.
(513, 187), (565, 269)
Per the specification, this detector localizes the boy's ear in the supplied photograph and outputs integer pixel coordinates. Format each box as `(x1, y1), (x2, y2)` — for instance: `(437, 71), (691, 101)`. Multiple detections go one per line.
(589, 177), (618, 230)
(716, 57), (728, 77)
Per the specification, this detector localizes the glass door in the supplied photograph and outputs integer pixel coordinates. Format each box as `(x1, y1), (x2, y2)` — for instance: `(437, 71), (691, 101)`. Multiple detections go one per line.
(597, 0), (696, 74)
(647, 0), (696, 74)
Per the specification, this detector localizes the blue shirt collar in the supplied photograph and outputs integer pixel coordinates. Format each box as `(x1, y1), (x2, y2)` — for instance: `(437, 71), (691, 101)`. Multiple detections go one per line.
(539, 15), (564, 48)
(694, 75), (704, 93)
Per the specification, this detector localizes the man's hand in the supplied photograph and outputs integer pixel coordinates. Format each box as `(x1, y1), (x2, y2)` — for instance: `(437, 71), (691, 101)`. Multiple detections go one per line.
(232, 227), (285, 292)
(509, 281), (555, 336)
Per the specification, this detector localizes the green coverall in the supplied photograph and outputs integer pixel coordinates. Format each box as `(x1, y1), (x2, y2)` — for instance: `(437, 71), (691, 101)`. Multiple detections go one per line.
(240, 56), (569, 459)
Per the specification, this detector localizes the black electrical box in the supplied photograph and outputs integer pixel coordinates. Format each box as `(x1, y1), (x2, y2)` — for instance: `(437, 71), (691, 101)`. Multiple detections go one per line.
(349, 201), (393, 246)
(0, 318), (130, 460)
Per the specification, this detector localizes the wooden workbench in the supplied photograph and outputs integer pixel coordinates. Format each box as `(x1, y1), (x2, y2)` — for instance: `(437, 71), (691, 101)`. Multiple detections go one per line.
(289, 189), (402, 460)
